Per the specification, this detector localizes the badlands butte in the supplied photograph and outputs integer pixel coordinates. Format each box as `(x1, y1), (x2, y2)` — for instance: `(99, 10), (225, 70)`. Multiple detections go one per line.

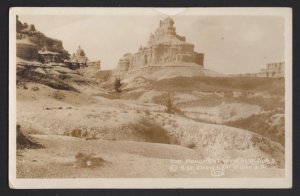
(16, 16), (285, 178)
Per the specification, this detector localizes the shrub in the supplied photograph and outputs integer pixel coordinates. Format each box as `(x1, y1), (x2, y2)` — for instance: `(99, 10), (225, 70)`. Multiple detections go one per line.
(186, 143), (197, 149)
(165, 93), (174, 113)
(164, 93), (183, 115)
(74, 152), (105, 168)
(129, 118), (178, 144)
(114, 78), (122, 93)
(145, 110), (151, 115)
(67, 128), (85, 138)
(31, 86), (39, 91)
(52, 90), (65, 100)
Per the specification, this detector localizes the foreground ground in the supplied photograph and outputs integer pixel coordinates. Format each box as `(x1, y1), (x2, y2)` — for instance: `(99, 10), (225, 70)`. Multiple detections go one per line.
(17, 135), (284, 178)
(15, 64), (285, 178)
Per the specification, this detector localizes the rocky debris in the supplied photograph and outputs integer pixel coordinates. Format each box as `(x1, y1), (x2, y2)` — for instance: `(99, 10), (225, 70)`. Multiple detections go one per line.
(43, 106), (73, 110)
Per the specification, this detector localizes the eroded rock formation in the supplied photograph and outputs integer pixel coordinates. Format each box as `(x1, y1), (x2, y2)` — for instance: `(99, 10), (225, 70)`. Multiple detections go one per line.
(67, 46), (101, 70)
(117, 17), (204, 72)
(16, 15), (70, 61)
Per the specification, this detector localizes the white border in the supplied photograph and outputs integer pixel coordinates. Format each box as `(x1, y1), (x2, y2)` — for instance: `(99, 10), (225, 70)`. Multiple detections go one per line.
(9, 7), (293, 189)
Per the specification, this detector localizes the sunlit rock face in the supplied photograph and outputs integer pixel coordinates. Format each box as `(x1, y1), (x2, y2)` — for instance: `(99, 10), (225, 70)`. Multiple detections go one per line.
(117, 17), (204, 72)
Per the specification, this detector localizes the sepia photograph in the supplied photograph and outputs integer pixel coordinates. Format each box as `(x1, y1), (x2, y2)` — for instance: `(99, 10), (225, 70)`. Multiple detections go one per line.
(9, 7), (292, 188)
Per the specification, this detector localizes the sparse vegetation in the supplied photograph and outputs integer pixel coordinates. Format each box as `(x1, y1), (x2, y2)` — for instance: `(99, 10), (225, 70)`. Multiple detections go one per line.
(114, 78), (122, 93)
(164, 93), (184, 115)
(74, 152), (105, 168)
(226, 112), (285, 145)
(129, 118), (178, 144)
(16, 57), (285, 176)
(64, 126), (106, 139)
(31, 86), (39, 91)
(52, 90), (65, 100)
(17, 67), (78, 92)
(186, 142), (197, 149)
(165, 93), (174, 113)
(65, 127), (88, 138)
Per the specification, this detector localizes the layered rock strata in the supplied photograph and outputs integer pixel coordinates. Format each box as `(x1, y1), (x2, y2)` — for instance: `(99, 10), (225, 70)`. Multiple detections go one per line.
(117, 17), (204, 73)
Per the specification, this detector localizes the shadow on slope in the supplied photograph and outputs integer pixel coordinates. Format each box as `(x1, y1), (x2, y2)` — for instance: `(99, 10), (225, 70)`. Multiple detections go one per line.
(17, 66), (78, 92)
(17, 125), (43, 149)
(128, 118), (179, 144)
(148, 76), (284, 95)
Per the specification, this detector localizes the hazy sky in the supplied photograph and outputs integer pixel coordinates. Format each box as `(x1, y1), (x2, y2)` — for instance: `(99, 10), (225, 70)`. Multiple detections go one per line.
(18, 14), (285, 74)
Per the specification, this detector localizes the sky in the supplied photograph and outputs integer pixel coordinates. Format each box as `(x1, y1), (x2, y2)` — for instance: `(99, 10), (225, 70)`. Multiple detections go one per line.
(18, 14), (285, 74)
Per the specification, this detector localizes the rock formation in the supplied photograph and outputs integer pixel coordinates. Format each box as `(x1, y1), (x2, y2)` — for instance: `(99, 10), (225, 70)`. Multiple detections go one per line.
(16, 16), (70, 62)
(233, 62), (285, 78)
(69, 46), (89, 67)
(67, 46), (101, 70)
(262, 62), (285, 78)
(117, 17), (204, 72)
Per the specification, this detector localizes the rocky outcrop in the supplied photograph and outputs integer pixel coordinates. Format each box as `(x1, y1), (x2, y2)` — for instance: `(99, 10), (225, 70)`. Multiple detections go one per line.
(117, 17), (204, 72)
(16, 40), (38, 61)
(16, 16), (69, 61)
(69, 46), (89, 68)
(66, 46), (101, 70)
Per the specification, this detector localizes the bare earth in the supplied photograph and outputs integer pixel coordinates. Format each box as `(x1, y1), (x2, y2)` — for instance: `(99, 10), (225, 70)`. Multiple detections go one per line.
(16, 65), (285, 178)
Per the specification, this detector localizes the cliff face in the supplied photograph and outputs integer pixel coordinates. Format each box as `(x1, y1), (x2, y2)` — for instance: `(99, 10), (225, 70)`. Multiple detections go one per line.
(16, 16), (70, 61)
(117, 17), (204, 72)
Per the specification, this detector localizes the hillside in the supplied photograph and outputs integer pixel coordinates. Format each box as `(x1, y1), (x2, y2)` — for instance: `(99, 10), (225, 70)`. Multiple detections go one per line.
(16, 66), (285, 178)
(148, 76), (284, 95)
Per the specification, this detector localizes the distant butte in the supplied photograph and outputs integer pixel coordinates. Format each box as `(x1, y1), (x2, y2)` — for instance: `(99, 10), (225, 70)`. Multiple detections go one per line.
(117, 17), (204, 73)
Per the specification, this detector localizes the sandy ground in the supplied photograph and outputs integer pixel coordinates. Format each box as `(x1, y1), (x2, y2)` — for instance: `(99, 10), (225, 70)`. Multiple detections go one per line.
(17, 135), (284, 178)
(16, 77), (285, 178)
